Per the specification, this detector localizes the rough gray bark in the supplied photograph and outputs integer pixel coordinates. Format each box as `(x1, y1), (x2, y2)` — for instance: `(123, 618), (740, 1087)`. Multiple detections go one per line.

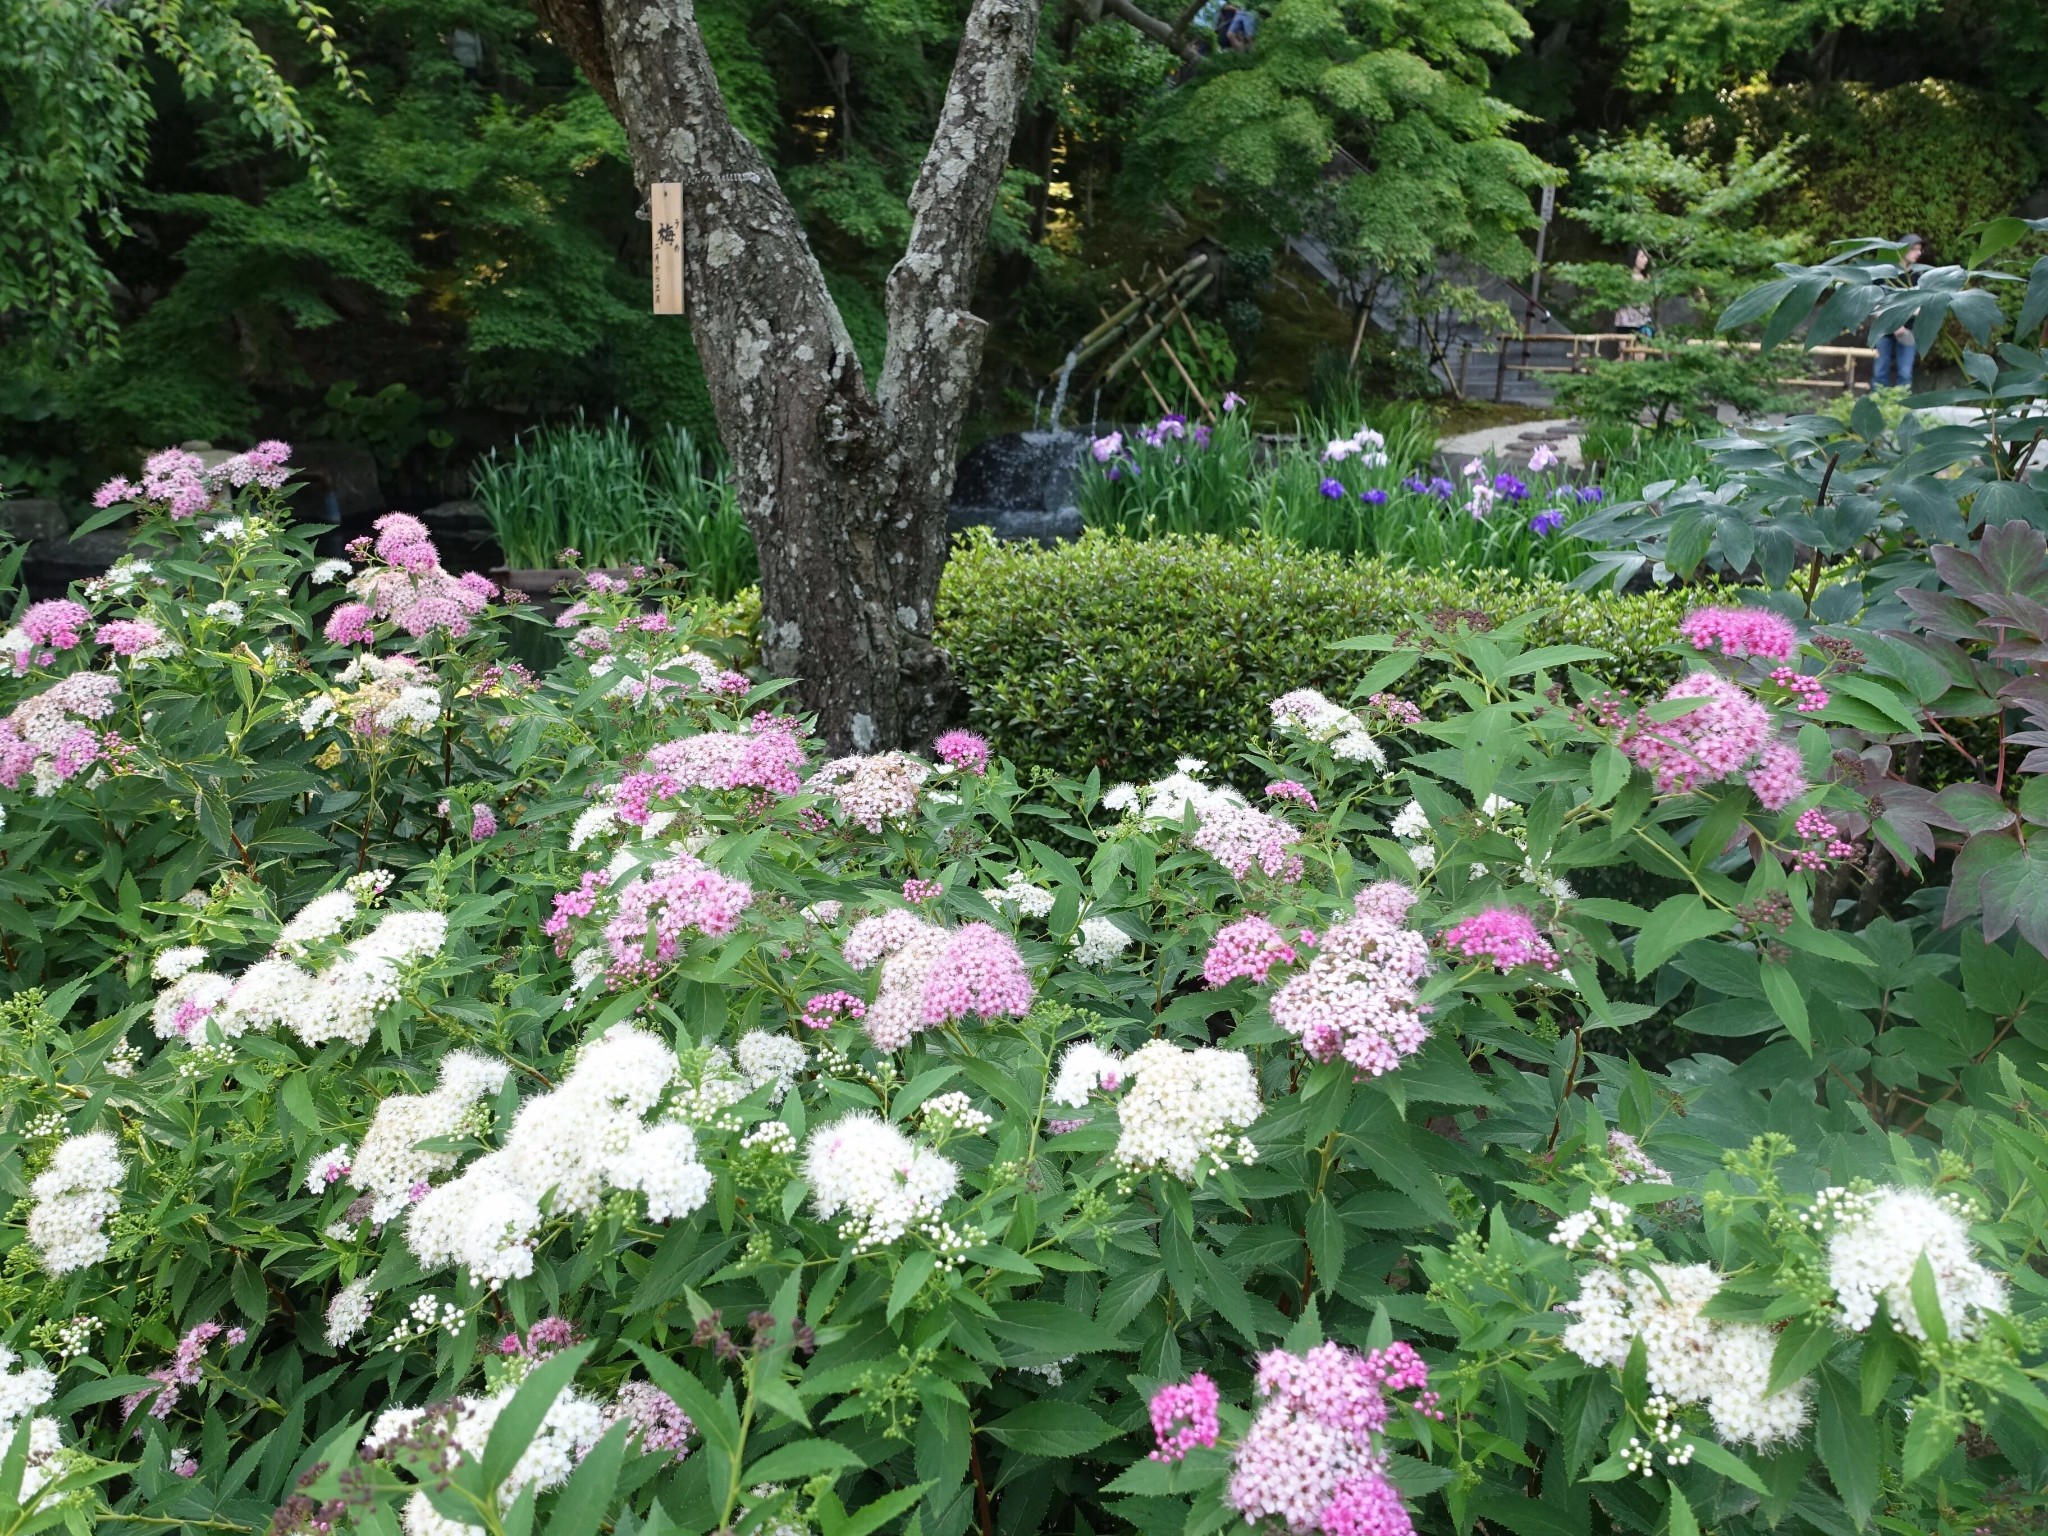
(534, 0), (1039, 750)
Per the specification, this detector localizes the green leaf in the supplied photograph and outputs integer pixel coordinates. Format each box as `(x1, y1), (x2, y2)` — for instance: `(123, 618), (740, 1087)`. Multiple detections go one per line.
(986, 1300), (1122, 1362)
(482, 1342), (594, 1491)
(981, 1401), (1121, 1458)
(888, 1251), (936, 1323)
(1908, 1252), (1950, 1344)
(1589, 745), (1630, 808)
(1683, 1436), (1768, 1496)
(1760, 962), (1811, 1053)
(1634, 896), (1733, 980)
(631, 1345), (741, 1463)
(1667, 1482), (1700, 1536)
(743, 1439), (863, 1485)
(1766, 1318), (1835, 1398)
(547, 1420), (630, 1536)
(823, 1483), (932, 1536)
(1817, 1363), (1880, 1529)
(1305, 1198), (1345, 1298)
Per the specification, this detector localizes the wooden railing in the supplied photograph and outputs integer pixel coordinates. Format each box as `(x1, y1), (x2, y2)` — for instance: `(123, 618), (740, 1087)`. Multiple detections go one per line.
(1491, 333), (1877, 401)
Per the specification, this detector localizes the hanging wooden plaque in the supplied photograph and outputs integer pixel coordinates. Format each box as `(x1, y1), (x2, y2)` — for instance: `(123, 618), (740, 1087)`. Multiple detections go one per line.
(651, 181), (684, 315)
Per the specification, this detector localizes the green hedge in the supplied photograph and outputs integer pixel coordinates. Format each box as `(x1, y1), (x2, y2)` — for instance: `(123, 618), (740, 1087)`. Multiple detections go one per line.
(936, 531), (1694, 776)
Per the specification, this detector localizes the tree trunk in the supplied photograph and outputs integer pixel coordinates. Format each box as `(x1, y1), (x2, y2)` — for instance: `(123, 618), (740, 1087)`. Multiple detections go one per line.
(535, 0), (1039, 750)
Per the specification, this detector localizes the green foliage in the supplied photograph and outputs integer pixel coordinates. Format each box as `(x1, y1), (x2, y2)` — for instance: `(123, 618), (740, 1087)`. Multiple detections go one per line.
(471, 414), (756, 597)
(936, 529), (1692, 776)
(1709, 79), (2043, 265)
(1551, 131), (1806, 334)
(1551, 349), (1796, 433)
(1615, 0), (1940, 94)
(7, 486), (2048, 1535)
(1128, 0), (1550, 323)
(0, 0), (355, 363)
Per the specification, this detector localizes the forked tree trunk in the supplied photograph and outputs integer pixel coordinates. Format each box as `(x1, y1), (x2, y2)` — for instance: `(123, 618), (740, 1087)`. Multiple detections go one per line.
(534, 0), (1041, 750)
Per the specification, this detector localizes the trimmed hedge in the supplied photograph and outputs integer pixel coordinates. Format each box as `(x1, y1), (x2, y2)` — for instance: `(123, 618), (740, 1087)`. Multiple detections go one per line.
(936, 530), (1694, 776)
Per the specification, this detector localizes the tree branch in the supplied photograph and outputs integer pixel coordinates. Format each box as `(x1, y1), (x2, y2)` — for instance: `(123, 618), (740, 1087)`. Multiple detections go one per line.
(528, 0), (620, 119)
(876, 0), (1043, 450)
(1094, 0), (1201, 60)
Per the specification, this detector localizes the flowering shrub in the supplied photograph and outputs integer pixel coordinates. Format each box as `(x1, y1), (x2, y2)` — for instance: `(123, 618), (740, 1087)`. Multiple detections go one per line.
(1, 448), (2046, 1536)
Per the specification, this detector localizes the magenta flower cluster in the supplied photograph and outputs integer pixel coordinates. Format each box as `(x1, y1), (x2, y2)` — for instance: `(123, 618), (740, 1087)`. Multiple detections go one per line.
(1193, 802), (1304, 882)
(469, 803), (498, 841)
(0, 671), (122, 793)
(1368, 693), (1422, 727)
(1793, 809), (1858, 871)
(600, 855), (755, 985)
(1679, 604), (1798, 662)
(637, 715), (810, 804)
(1266, 779), (1318, 810)
(331, 514), (498, 641)
(1269, 883), (1432, 1077)
(1225, 1342), (1438, 1536)
(99, 618), (164, 658)
(841, 911), (1034, 1050)
(22, 599), (91, 652)
(1770, 667), (1829, 712)
(121, 1319), (247, 1427)
(800, 990), (868, 1030)
(934, 730), (990, 774)
(1148, 1371), (1221, 1462)
(1203, 915), (1299, 988)
(1621, 672), (1808, 810)
(95, 441), (291, 518)
(1441, 907), (1558, 973)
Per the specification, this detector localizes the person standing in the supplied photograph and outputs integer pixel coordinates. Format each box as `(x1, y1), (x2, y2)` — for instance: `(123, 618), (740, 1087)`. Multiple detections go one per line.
(1613, 247), (1654, 336)
(1872, 234), (1924, 389)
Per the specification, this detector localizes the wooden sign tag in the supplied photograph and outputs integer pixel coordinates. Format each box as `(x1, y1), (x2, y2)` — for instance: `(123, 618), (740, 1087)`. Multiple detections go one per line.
(651, 181), (684, 315)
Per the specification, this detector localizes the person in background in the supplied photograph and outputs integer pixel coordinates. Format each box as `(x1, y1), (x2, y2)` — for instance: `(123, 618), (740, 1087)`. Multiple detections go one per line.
(1872, 234), (1925, 390)
(1613, 247), (1654, 338)
(1221, 3), (1256, 48)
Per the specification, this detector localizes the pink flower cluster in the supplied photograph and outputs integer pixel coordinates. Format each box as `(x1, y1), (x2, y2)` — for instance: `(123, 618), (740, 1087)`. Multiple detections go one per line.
(611, 1381), (694, 1455)
(1149, 1372), (1221, 1462)
(22, 599), (91, 651)
(635, 715), (810, 806)
(1266, 779), (1318, 810)
(121, 1320), (246, 1427)
(0, 671), (122, 793)
(544, 870), (613, 951)
(1269, 883), (1432, 1077)
(1679, 605), (1797, 662)
(1770, 667), (1829, 712)
(94, 442), (292, 516)
(601, 855), (755, 984)
(1368, 693), (1422, 727)
(498, 1316), (577, 1357)
(1621, 672), (1808, 810)
(1792, 809), (1858, 872)
(1441, 907), (1558, 973)
(902, 877), (943, 905)
(340, 514), (497, 639)
(1193, 802), (1304, 882)
(470, 803), (498, 841)
(841, 911), (1034, 1050)
(99, 619), (164, 658)
(810, 751), (930, 832)
(801, 990), (867, 1030)
(1203, 915), (1299, 987)
(934, 730), (989, 774)
(1226, 1342), (1437, 1536)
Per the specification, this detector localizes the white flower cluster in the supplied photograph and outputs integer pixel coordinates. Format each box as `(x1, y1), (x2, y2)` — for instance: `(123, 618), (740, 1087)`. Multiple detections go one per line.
(369, 1380), (610, 1536)
(1824, 1186), (2007, 1340)
(1072, 916), (1133, 968)
(1101, 762), (1245, 823)
(152, 944), (207, 981)
(670, 1047), (750, 1129)
(1269, 689), (1384, 766)
(984, 869), (1055, 918)
(349, 1050), (511, 1221)
(1563, 1264), (1810, 1449)
(919, 1091), (993, 1136)
(1549, 1195), (1639, 1265)
(0, 1346), (64, 1503)
(408, 1028), (712, 1285)
(27, 1130), (124, 1275)
(1052, 1040), (1260, 1182)
(1607, 1131), (1671, 1186)
(1049, 1040), (1126, 1107)
(809, 751), (930, 832)
(1388, 799), (1436, 871)
(325, 1279), (375, 1348)
(802, 1112), (959, 1247)
(735, 1030), (807, 1103)
(1622, 1393), (1694, 1476)
(151, 887), (447, 1050)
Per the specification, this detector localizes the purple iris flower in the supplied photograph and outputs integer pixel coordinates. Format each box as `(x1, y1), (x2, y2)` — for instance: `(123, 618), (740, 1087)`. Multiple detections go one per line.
(1576, 486), (1604, 504)
(1528, 509), (1567, 536)
(1402, 474), (1429, 494)
(1427, 477), (1454, 501)
(1360, 488), (1388, 505)
(1492, 472), (1529, 502)
(1319, 478), (1346, 500)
